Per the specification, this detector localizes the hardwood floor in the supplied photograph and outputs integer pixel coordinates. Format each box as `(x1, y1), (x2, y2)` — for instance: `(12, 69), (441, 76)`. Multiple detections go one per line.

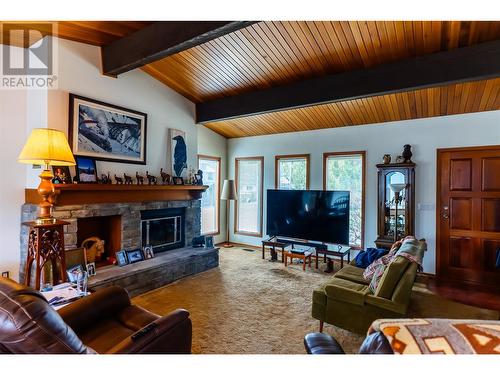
(427, 278), (500, 312)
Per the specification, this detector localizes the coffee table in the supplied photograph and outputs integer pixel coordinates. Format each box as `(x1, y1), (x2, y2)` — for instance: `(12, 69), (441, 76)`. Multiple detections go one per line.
(315, 245), (351, 273)
(284, 250), (313, 271)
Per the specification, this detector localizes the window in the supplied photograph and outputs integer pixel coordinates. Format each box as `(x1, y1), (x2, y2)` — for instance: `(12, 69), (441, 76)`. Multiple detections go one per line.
(235, 157), (264, 236)
(275, 154), (310, 190)
(323, 151), (365, 248)
(198, 155), (221, 235)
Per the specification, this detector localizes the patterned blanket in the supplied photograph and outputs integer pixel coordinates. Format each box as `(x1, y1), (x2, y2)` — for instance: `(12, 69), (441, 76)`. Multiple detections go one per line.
(363, 237), (425, 292)
(369, 318), (500, 354)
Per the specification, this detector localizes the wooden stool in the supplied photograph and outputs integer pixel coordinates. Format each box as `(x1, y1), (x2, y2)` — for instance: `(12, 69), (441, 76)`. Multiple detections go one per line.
(284, 251), (312, 271)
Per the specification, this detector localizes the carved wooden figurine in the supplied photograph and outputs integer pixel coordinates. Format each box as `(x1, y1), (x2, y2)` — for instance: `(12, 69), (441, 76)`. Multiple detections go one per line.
(114, 174), (123, 184)
(146, 171), (157, 185)
(136, 172), (144, 185)
(123, 173), (133, 185)
(100, 173), (112, 184)
(160, 168), (171, 185)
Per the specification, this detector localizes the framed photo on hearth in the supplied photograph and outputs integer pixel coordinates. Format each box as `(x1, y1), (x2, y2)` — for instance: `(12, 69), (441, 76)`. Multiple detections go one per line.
(86, 262), (96, 277)
(205, 236), (214, 249)
(75, 156), (98, 183)
(143, 245), (154, 259)
(69, 94), (147, 164)
(126, 249), (144, 264)
(115, 250), (128, 267)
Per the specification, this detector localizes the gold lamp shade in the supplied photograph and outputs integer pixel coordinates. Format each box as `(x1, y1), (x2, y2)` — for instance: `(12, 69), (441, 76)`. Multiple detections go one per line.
(18, 128), (75, 222)
(18, 128), (76, 166)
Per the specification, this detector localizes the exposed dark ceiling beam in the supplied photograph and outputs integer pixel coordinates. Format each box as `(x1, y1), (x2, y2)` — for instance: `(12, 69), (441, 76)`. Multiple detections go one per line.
(196, 40), (500, 123)
(102, 21), (257, 76)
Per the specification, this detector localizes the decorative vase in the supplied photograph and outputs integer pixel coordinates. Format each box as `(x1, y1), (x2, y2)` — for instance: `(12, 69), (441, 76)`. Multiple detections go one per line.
(383, 154), (391, 164)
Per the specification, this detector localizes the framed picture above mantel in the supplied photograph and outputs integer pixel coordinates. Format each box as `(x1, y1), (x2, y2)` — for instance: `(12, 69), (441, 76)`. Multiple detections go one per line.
(69, 94), (147, 164)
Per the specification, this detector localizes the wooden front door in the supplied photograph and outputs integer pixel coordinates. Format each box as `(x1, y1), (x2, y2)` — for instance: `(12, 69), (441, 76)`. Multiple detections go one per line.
(437, 146), (500, 288)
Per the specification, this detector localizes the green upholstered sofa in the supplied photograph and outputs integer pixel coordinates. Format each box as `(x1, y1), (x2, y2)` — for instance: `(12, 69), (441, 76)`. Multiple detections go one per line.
(311, 239), (426, 335)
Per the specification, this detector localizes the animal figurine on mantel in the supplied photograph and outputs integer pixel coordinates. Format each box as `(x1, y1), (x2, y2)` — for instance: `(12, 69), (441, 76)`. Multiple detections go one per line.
(195, 169), (204, 185)
(402, 144), (413, 163)
(146, 171), (157, 185)
(114, 174), (123, 184)
(123, 173), (133, 185)
(160, 168), (171, 185)
(98, 172), (112, 184)
(136, 172), (144, 185)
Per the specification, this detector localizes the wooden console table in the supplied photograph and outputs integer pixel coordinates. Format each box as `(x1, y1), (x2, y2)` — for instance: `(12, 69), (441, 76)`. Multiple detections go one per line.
(22, 220), (69, 290)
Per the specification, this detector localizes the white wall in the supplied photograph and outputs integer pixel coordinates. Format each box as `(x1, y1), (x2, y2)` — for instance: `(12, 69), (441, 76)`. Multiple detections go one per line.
(45, 38), (198, 184)
(0, 88), (28, 280)
(0, 38), (213, 279)
(228, 110), (500, 274)
(197, 126), (228, 245)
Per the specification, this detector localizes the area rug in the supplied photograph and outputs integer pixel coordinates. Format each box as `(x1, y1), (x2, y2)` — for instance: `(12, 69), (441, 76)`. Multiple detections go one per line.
(132, 246), (499, 354)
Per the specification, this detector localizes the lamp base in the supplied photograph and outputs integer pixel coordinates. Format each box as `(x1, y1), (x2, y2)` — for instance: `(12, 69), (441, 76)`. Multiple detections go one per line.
(223, 243), (234, 248)
(35, 217), (57, 225)
(37, 167), (55, 221)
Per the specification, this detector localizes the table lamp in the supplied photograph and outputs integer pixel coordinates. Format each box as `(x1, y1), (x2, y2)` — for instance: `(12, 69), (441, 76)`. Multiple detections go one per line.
(221, 179), (237, 248)
(389, 183), (407, 241)
(18, 128), (76, 223)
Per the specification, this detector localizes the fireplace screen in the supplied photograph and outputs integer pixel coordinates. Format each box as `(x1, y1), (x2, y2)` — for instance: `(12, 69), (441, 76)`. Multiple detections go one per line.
(141, 208), (185, 253)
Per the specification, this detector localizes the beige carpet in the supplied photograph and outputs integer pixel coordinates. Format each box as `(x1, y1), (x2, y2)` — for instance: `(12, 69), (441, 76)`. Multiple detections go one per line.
(132, 246), (499, 354)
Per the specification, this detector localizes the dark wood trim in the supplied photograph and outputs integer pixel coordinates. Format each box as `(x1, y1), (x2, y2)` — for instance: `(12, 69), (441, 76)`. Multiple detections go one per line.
(198, 154), (221, 236)
(25, 184), (208, 205)
(234, 156), (264, 237)
(322, 151), (366, 250)
(102, 21), (257, 76)
(197, 40), (500, 123)
(274, 154), (310, 190)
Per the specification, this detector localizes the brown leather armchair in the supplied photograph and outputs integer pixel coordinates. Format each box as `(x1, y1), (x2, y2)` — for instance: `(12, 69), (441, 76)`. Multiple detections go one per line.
(0, 277), (192, 354)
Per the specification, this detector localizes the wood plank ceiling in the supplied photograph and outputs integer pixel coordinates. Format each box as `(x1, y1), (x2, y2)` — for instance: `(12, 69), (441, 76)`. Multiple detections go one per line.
(0, 21), (152, 48)
(142, 21), (500, 137)
(203, 78), (500, 138)
(1, 21), (499, 137)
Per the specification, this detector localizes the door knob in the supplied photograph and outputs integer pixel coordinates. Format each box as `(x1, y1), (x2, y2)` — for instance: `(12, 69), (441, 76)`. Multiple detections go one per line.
(442, 206), (449, 219)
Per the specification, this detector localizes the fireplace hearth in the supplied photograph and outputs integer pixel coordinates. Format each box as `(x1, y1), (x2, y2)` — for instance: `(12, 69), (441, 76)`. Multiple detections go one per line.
(20, 199), (203, 285)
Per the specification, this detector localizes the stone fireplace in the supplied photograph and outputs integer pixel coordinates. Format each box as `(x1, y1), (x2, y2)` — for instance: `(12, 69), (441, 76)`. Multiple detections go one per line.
(20, 186), (218, 296)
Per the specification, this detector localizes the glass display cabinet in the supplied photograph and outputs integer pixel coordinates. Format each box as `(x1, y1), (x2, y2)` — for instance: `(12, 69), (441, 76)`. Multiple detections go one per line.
(375, 162), (416, 249)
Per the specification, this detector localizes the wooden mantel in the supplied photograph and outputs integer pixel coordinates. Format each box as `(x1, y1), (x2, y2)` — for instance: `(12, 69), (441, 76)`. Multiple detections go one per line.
(25, 184), (209, 205)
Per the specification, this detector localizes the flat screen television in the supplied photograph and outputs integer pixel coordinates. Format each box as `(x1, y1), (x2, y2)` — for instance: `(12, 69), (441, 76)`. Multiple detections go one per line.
(266, 189), (350, 244)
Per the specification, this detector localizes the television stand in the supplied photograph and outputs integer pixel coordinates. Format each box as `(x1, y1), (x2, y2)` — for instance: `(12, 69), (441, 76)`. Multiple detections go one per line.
(262, 237), (329, 262)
